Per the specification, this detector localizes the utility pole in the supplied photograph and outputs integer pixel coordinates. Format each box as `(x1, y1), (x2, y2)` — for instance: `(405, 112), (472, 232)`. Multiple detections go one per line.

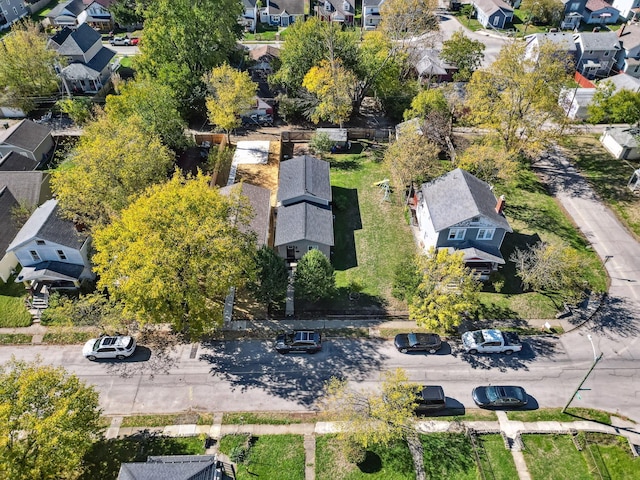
(562, 352), (603, 413)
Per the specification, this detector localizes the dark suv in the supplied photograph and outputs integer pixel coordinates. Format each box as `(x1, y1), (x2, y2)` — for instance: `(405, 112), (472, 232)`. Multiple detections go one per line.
(415, 386), (447, 413)
(275, 330), (322, 354)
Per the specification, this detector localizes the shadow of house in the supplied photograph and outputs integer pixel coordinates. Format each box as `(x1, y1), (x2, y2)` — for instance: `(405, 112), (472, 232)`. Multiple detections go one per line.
(331, 186), (361, 271)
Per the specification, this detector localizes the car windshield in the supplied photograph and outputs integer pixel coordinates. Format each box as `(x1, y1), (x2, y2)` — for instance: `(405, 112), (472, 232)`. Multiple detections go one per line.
(124, 337), (134, 349)
(408, 333), (419, 346)
(485, 387), (501, 402)
(92, 339), (101, 351)
(472, 331), (485, 344)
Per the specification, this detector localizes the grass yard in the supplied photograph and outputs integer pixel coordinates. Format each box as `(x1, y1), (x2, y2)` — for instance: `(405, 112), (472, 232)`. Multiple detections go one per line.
(477, 434), (519, 480)
(81, 434), (205, 480)
(316, 434), (416, 479)
(0, 277), (32, 327)
(560, 135), (640, 238)
(42, 329), (96, 344)
(219, 434), (305, 480)
(30, 0), (60, 22)
(421, 433), (477, 480)
(507, 407), (614, 424)
(0, 333), (32, 344)
(427, 409), (498, 422)
(329, 151), (416, 310)
(522, 434), (592, 480)
(581, 432), (640, 480)
(222, 411), (318, 425)
(120, 412), (214, 427)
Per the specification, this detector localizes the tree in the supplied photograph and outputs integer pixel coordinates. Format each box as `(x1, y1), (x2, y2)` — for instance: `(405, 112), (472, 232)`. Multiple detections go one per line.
(380, 0), (439, 45)
(440, 31), (485, 82)
(93, 174), (257, 338)
(520, 0), (564, 25)
(51, 112), (174, 229)
(105, 77), (189, 151)
(457, 143), (519, 185)
(404, 88), (450, 121)
(134, 0), (243, 111)
(392, 255), (422, 303)
(203, 64), (257, 142)
(41, 292), (134, 331)
(249, 245), (289, 312)
(309, 131), (334, 157)
(403, 89), (452, 149)
(465, 40), (573, 156)
(56, 97), (93, 126)
(588, 81), (640, 125)
(109, 0), (149, 26)
(302, 59), (355, 126)
(294, 249), (335, 303)
(0, 22), (63, 113)
(409, 248), (480, 332)
(461, 4), (474, 25)
(0, 359), (101, 480)
(510, 240), (584, 302)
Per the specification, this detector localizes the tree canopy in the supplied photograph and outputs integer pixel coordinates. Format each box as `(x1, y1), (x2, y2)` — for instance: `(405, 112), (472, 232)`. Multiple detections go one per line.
(0, 359), (101, 480)
(294, 249), (335, 303)
(250, 245), (289, 311)
(302, 59), (355, 126)
(0, 22), (63, 113)
(440, 31), (485, 82)
(93, 174), (257, 337)
(380, 0), (439, 44)
(588, 81), (640, 125)
(51, 112), (174, 229)
(457, 143), (519, 185)
(520, 0), (564, 25)
(384, 129), (442, 193)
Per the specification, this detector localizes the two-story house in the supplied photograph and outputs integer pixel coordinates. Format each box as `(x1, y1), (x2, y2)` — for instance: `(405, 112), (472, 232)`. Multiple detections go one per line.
(0, 0), (28, 31)
(472, 0), (514, 29)
(7, 199), (93, 290)
(524, 33), (578, 68)
(48, 23), (116, 94)
(46, 0), (85, 26)
(561, 0), (587, 29)
(582, 0), (620, 24)
(414, 168), (512, 280)
(616, 23), (640, 77)
(274, 155), (334, 261)
(241, 0), (259, 32)
(260, 0), (306, 27)
(363, 0), (384, 29)
(317, 0), (355, 25)
(78, 0), (115, 31)
(574, 31), (621, 79)
(0, 120), (54, 166)
(611, 0), (640, 19)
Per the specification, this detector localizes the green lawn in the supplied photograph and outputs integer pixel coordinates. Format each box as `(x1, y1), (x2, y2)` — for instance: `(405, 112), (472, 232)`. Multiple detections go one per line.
(218, 434), (305, 480)
(0, 277), (32, 327)
(522, 434), (592, 480)
(0, 333), (32, 344)
(222, 411), (317, 425)
(507, 407), (613, 424)
(120, 412), (214, 428)
(316, 434), (416, 479)
(421, 433), (477, 480)
(42, 329), (96, 344)
(30, 0), (60, 22)
(582, 433), (640, 480)
(478, 434), (519, 480)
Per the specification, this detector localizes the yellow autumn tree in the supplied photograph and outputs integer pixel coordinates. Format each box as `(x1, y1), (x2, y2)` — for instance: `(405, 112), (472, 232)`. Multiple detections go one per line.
(456, 143), (519, 186)
(302, 59), (355, 127)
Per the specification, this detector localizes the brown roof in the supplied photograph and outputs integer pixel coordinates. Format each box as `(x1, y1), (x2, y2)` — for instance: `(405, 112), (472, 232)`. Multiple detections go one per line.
(249, 45), (281, 61)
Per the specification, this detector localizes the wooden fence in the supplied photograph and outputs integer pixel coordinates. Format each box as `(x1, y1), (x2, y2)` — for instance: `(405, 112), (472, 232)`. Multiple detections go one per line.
(280, 128), (393, 144)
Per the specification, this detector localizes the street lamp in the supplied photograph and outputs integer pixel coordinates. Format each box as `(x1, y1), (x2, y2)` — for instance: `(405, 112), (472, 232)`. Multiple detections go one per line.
(562, 334), (603, 413)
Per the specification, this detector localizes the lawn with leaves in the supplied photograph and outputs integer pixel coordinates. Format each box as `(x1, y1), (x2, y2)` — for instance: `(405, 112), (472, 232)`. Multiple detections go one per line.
(0, 333), (32, 344)
(421, 433), (478, 480)
(222, 412), (318, 425)
(121, 412), (213, 427)
(507, 407), (613, 424)
(522, 434), (592, 480)
(478, 434), (519, 480)
(0, 277), (32, 327)
(581, 432), (640, 480)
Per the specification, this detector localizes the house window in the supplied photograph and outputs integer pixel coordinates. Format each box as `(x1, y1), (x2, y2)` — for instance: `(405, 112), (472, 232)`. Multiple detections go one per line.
(12, 6), (17, 14)
(57, 250), (67, 260)
(492, 16), (499, 26)
(36, 240), (45, 245)
(635, 66), (640, 73)
(604, 51), (609, 57)
(308, 245), (318, 251)
(30, 250), (41, 261)
(570, 1), (580, 9)
(476, 228), (495, 240)
(448, 229), (466, 240)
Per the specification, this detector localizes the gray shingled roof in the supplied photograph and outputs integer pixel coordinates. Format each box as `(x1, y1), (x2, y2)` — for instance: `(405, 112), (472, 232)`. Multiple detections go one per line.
(363, 0), (382, 5)
(7, 199), (87, 252)
(617, 23), (640, 52)
(55, 23), (102, 56)
(0, 120), (51, 153)
(62, 46), (115, 79)
(420, 168), (512, 232)
(0, 152), (39, 171)
(602, 73), (640, 93)
(473, 0), (513, 16)
(118, 455), (219, 480)
(575, 31), (621, 51)
(267, 0), (305, 15)
(0, 171), (48, 206)
(274, 202), (334, 247)
(16, 261), (85, 282)
(219, 182), (271, 246)
(526, 32), (577, 52)
(0, 186), (20, 256)
(47, 0), (86, 20)
(277, 155), (331, 205)
(602, 126), (639, 148)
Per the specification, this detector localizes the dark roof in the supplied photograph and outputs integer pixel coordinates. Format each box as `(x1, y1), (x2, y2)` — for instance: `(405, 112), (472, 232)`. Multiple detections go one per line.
(15, 261), (85, 282)
(0, 186), (20, 255)
(267, 0), (305, 15)
(420, 168), (512, 232)
(274, 201), (334, 247)
(54, 23), (101, 56)
(86, 46), (116, 71)
(0, 120), (52, 153)
(50, 27), (74, 47)
(0, 152), (40, 171)
(47, 0), (86, 19)
(277, 155), (331, 206)
(118, 455), (220, 480)
(219, 182), (271, 247)
(0, 171), (48, 206)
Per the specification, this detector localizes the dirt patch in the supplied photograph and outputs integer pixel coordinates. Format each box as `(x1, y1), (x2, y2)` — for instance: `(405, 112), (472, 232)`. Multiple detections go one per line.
(234, 140), (281, 206)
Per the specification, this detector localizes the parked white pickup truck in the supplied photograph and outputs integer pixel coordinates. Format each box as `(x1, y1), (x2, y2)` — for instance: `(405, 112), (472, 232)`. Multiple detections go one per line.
(461, 329), (522, 355)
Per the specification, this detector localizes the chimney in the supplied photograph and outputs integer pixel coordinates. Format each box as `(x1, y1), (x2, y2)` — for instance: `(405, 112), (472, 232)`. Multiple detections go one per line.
(495, 195), (506, 215)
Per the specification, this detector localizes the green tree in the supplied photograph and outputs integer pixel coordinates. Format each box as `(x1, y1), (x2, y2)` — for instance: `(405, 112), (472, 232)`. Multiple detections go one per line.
(302, 59), (355, 126)
(409, 248), (481, 332)
(0, 359), (101, 480)
(309, 131), (334, 157)
(56, 97), (93, 126)
(588, 81), (640, 125)
(465, 40), (572, 156)
(51, 112), (174, 229)
(457, 143), (519, 185)
(93, 174), (257, 338)
(520, 0), (564, 25)
(250, 245), (289, 311)
(392, 255), (422, 303)
(404, 88), (450, 121)
(109, 0), (149, 26)
(294, 249), (335, 303)
(461, 4), (474, 25)
(41, 292), (133, 330)
(440, 31), (485, 82)
(380, 0), (439, 45)
(510, 240), (584, 302)
(105, 77), (189, 151)
(0, 22), (63, 113)
(134, 0), (243, 111)
(203, 64), (257, 142)
(404, 89), (453, 150)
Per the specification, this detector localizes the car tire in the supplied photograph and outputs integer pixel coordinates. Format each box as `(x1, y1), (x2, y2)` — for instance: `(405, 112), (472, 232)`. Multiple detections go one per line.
(400, 348), (408, 353)
(504, 350), (513, 355)
(429, 348), (437, 354)
(468, 349), (478, 354)
(87, 355), (96, 361)
(116, 355), (126, 360)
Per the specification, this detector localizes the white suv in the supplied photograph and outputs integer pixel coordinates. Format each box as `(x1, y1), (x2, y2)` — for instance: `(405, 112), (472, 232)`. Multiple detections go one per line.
(83, 335), (136, 360)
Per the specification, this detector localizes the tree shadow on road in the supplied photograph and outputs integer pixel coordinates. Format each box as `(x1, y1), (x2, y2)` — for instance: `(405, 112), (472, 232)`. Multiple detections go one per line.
(588, 295), (640, 339)
(198, 338), (388, 407)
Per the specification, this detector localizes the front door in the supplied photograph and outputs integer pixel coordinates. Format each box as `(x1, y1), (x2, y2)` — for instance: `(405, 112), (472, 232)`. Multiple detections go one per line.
(286, 246), (295, 259)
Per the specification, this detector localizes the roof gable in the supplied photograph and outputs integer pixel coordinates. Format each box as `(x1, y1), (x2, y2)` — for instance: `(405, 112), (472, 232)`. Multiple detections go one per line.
(277, 155), (332, 206)
(0, 152), (39, 172)
(0, 120), (51, 152)
(274, 201), (334, 246)
(219, 182), (271, 246)
(474, 0), (513, 15)
(267, 0), (305, 15)
(0, 171), (47, 206)
(575, 31), (621, 50)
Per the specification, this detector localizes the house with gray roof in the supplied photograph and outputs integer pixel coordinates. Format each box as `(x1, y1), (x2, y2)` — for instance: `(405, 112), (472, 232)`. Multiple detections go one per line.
(410, 48), (457, 83)
(48, 23), (116, 93)
(574, 31), (621, 79)
(561, 0), (587, 29)
(46, 0), (86, 26)
(414, 168), (512, 279)
(260, 0), (306, 27)
(78, 0), (115, 30)
(599, 72), (640, 91)
(524, 33), (578, 67)
(363, 0), (384, 29)
(0, 0), (28, 31)
(317, 0), (355, 25)
(118, 455), (224, 480)
(472, 0), (514, 29)
(582, 0), (620, 24)
(600, 126), (640, 160)
(0, 120), (54, 164)
(274, 155), (333, 261)
(7, 199), (93, 289)
(615, 23), (640, 77)
(219, 182), (272, 247)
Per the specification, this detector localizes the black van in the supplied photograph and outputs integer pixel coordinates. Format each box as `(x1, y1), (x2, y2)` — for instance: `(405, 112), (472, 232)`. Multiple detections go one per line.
(415, 386), (447, 412)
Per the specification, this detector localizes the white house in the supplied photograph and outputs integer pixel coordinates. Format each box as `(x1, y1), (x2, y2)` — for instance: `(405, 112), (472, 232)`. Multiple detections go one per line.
(600, 126), (640, 160)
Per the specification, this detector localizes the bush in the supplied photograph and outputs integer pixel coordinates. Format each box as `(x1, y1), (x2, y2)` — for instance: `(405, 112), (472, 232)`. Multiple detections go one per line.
(343, 439), (367, 464)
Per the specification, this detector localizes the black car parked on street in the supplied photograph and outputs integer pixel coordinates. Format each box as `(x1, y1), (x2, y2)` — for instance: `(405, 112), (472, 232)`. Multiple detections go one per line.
(394, 333), (442, 353)
(275, 330), (322, 354)
(472, 386), (528, 409)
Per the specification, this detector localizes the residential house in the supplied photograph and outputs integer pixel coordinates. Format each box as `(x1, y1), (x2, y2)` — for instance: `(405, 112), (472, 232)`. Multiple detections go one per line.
(0, 0), (28, 31)
(573, 31), (621, 79)
(118, 455), (224, 480)
(48, 23), (116, 93)
(616, 23), (640, 77)
(7, 199), (93, 290)
(317, 0), (355, 25)
(504, 0), (521, 8)
(248, 44), (281, 75)
(413, 168), (512, 279)
(0, 171), (51, 282)
(472, 0), (513, 29)
(600, 71), (640, 90)
(363, 0), (384, 29)
(524, 33), (578, 68)
(581, 0), (620, 24)
(274, 155), (334, 261)
(611, 0), (640, 19)
(410, 48), (457, 83)
(0, 120), (54, 165)
(561, 0), (587, 29)
(46, 0), (85, 27)
(78, 0), (115, 30)
(559, 86), (597, 119)
(260, 0), (306, 27)
(219, 182), (272, 247)
(241, 0), (258, 32)
(600, 126), (640, 159)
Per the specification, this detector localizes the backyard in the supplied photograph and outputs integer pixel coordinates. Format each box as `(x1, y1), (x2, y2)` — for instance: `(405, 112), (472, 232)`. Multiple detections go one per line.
(0, 275), (32, 328)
